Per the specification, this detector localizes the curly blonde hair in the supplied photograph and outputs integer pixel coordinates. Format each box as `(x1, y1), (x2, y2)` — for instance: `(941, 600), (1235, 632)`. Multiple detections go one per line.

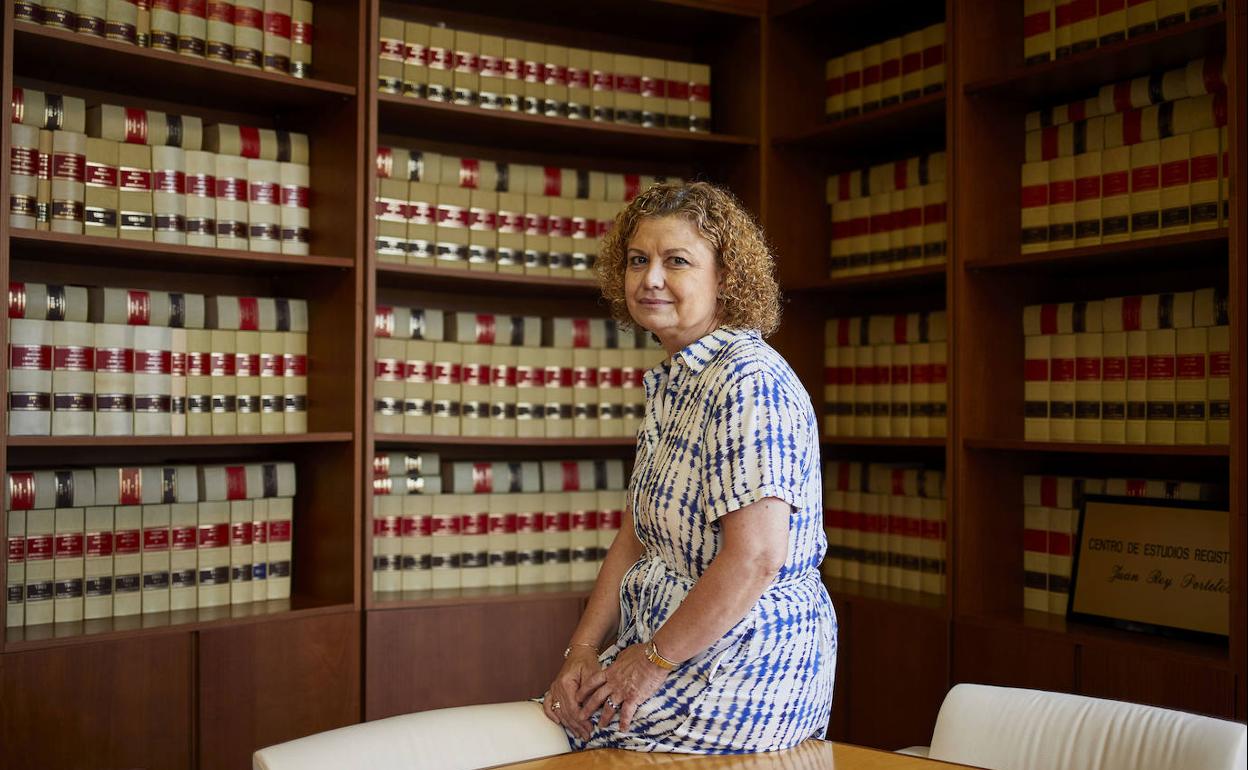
(595, 181), (782, 337)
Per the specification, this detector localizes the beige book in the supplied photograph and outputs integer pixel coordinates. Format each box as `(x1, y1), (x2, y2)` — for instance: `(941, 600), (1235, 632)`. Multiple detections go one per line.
(1048, 156), (1076, 250)
(1074, 332), (1103, 442)
(1099, 0), (1127, 44)
(50, 130), (86, 235)
(1129, 140), (1161, 240)
(503, 38), (527, 112)
(852, 345), (874, 437)
(871, 344), (892, 437)
(543, 45), (570, 119)
(1175, 326), (1208, 444)
(184, 150), (216, 247)
(523, 194), (550, 275)
(434, 185), (471, 269)
(22, 509), (56, 626)
(1046, 506), (1074, 612)
(664, 60), (690, 129)
(50, 320), (95, 437)
(246, 158), (280, 253)
(1145, 328), (1176, 444)
(1188, 0), (1220, 17)
(10, 122), (40, 230)
(111, 505), (142, 617)
(134, 326), (173, 437)
(429, 494), (461, 590)
(232, 0), (264, 69)
(514, 495), (543, 586)
(1071, 0), (1099, 51)
(279, 162), (310, 255)
(195, 500), (229, 607)
(431, 341), (462, 436)
(489, 345), (518, 438)
(1187, 127), (1220, 230)
(403, 339), (434, 435)
(402, 21), (430, 98)
(613, 54), (643, 126)
(36, 129), (51, 231)
(261, 0), (292, 74)
(900, 32), (923, 101)
(234, 330), (261, 434)
(290, 0), (311, 77)
(378, 18), (405, 94)
(459, 344), (492, 437)
(168, 502), (197, 610)
(215, 154), (248, 249)
(372, 496), (400, 593)
(374, 337), (405, 435)
(1049, 334), (1076, 441)
(546, 197), (574, 277)
(1101, 331), (1128, 443)
(921, 23), (945, 93)
(375, 177), (407, 263)
(479, 35), (507, 110)
(459, 495), (490, 589)
(282, 332), (307, 433)
(1100, 145), (1131, 242)
(205, 0), (234, 61)
(452, 30), (481, 108)
(929, 341), (948, 438)
(521, 41), (546, 114)
(542, 493), (572, 584)
(424, 27), (454, 102)
(467, 188), (498, 272)
(1021, 161), (1050, 253)
(265, 497), (292, 600)
(544, 348), (574, 438)
(208, 329), (237, 436)
(405, 180), (436, 265)
(248, 499), (267, 601)
(177, 0), (206, 57)
(6, 508), (26, 627)
(1023, 503), (1049, 611)
(879, 38), (902, 107)
(52, 507), (85, 623)
(84, 137), (119, 237)
(515, 346), (545, 439)
(1125, 330), (1149, 443)
(401, 494), (433, 591)
(151, 145), (186, 245)
(81, 506), (114, 619)
(1207, 325), (1229, 443)
(860, 44), (882, 112)
(149, 0), (179, 51)
(571, 347), (601, 437)
(842, 49), (863, 117)
(640, 57), (666, 128)
(140, 504), (171, 613)
(1073, 150), (1102, 246)
(1126, 0), (1157, 36)
(486, 494), (518, 587)
(105, 0), (140, 44)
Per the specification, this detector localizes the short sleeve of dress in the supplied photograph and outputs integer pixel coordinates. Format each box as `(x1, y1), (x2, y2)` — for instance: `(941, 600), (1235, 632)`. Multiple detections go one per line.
(702, 369), (813, 523)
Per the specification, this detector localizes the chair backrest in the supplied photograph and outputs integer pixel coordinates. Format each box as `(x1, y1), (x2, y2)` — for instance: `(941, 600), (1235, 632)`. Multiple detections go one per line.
(253, 701), (572, 770)
(928, 684), (1247, 770)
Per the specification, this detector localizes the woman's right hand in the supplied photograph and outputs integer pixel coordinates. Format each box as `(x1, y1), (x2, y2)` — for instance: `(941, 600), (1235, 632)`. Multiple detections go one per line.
(543, 648), (601, 741)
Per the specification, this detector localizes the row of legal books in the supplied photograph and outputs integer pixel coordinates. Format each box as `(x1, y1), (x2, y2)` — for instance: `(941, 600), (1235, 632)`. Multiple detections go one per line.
(1020, 58), (1229, 251)
(1022, 289), (1229, 445)
(374, 307), (661, 349)
(10, 91), (312, 253)
(827, 153), (948, 276)
(1022, 0), (1222, 65)
(1021, 474), (1221, 615)
(377, 146), (671, 201)
(823, 313), (949, 439)
(7, 285), (309, 436)
(375, 145), (671, 273)
(17, 0), (312, 77)
(373, 454), (628, 497)
(378, 19), (712, 132)
(373, 454), (626, 592)
(374, 309), (665, 439)
(823, 22), (946, 120)
(5, 463), (295, 628)
(821, 461), (946, 595)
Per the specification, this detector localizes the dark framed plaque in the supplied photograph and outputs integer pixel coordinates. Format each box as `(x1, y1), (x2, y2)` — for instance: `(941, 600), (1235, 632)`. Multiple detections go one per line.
(1070, 495), (1230, 643)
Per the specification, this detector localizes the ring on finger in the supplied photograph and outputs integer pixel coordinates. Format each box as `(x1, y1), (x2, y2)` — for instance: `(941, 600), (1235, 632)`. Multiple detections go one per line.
(606, 696), (616, 709)
(552, 700), (562, 711)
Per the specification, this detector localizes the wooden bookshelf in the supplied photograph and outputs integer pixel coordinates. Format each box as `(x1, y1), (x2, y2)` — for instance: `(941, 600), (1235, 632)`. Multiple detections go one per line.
(963, 438), (1231, 457)
(0, 1), (367, 766)
(968, 229), (1230, 273)
(375, 263), (600, 295)
(787, 263), (947, 293)
(775, 91), (946, 154)
(374, 434), (636, 448)
(372, 581), (594, 610)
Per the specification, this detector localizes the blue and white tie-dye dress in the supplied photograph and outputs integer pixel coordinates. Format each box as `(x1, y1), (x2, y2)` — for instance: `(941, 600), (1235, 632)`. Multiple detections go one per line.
(571, 327), (837, 754)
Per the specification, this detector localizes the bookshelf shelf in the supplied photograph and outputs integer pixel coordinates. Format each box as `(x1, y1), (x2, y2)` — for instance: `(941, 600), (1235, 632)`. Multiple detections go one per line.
(3, 598), (355, 654)
(12, 22), (356, 114)
(377, 94), (756, 161)
(375, 263), (599, 295)
(823, 577), (946, 617)
(370, 582), (595, 611)
(775, 91), (946, 155)
(5, 432), (354, 448)
(960, 610), (1231, 668)
(967, 229), (1230, 273)
(373, 434), (635, 449)
(963, 437), (1230, 457)
(787, 263), (947, 292)
(822, 436), (947, 448)
(10, 230), (354, 274)
(963, 13), (1226, 100)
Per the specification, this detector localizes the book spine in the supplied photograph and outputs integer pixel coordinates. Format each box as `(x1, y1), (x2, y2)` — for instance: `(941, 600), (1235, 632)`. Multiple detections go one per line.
(8, 318), (54, 436)
(178, 0), (206, 57)
(1129, 139), (1161, 239)
(290, 0), (311, 78)
(1023, 504), (1050, 611)
(205, 0), (234, 62)
(1055, 0), (1074, 58)
(24, 510), (56, 626)
(52, 321), (96, 436)
(10, 122), (40, 230)
(112, 506), (142, 616)
(1048, 156), (1076, 250)
(53, 508), (85, 623)
(119, 143), (154, 241)
(152, 146), (187, 245)
(1074, 331), (1103, 442)
(1100, 145), (1131, 242)
(261, 0), (292, 75)
(51, 131), (87, 235)
(1099, 0), (1127, 44)
(921, 23), (945, 94)
(1145, 328), (1177, 444)
(1206, 325), (1228, 443)
(1049, 333), (1076, 441)
(150, 0), (178, 51)
(232, 0), (263, 69)
(1021, 161), (1050, 253)
(1047, 506), (1074, 613)
(1126, 0), (1158, 37)
(6, 511), (26, 627)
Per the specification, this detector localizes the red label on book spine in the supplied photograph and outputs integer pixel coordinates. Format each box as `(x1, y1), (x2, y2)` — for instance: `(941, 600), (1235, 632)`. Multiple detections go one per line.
(55, 345), (95, 371)
(26, 534), (53, 560)
(55, 532), (84, 558)
(238, 297), (259, 330)
(1209, 352), (1230, 377)
(144, 528), (170, 550)
(230, 521), (253, 545)
(125, 108), (149, 144)
(1161, 159), (1189, 187)
(86, 162), (119, 187)
(1147, 355), (1175, 379)
(225, 466), (247, 499)
(118, 467), (142, 505)
(86, 531), (114, 557)
(198, 523), (229, 548)
(1075, 175), (1100, 200)
(135, 350), (172, 374)
(1103, 356), (1126, 380)
(1131, 165), (1159, 191)
(127, 290), (151, 325)
(238, 126), (261, 159)
(172, 526), (196, 549)
(264, 10), (290, 37)
(1176, 354), (1204, 378)
(154, 170), (186, 194)
(10, 344), (52, 370)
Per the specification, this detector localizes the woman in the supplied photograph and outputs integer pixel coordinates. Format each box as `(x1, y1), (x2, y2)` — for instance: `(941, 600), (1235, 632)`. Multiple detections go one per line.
(542, 182), (836, 753)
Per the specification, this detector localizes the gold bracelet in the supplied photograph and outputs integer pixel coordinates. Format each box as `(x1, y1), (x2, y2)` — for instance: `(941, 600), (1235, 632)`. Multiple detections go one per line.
(645, 640), (677, 671)
(563, 642), (599, 659)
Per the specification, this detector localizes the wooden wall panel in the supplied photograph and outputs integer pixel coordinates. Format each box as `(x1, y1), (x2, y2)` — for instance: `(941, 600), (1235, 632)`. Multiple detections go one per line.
(1079, 646), (1236, 719)
(365, 598), (581, 721)
(0, 635), (193, 769)
(952, 620), (1076, 694)
(844, 603), (948, 750)
(198, 610), (361, 770)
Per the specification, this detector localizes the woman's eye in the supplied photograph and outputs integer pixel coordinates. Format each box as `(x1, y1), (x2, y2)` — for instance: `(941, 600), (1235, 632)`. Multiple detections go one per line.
(629, 255), (647, 266)
(669, 256), (689, 266)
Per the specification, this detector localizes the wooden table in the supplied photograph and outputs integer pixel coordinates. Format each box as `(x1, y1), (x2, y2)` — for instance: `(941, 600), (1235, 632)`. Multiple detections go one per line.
(487, 741), (973, 769)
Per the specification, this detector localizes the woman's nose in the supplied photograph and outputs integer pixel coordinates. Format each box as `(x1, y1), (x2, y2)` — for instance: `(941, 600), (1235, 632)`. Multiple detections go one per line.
(644, 262), (665, 288)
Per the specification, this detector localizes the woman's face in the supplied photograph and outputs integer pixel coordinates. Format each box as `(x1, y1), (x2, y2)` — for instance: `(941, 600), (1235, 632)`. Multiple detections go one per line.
(624, 215), (722, 353)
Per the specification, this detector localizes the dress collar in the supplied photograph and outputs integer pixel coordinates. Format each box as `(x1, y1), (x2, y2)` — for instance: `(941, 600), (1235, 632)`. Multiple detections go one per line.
(641, 327), (750, 400)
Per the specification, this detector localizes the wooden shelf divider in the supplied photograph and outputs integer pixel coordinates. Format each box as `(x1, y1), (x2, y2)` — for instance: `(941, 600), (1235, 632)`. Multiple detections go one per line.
(963, 437), (1231, 457)
(375, 263), (600, 295)
(967, 229), (1230, 273)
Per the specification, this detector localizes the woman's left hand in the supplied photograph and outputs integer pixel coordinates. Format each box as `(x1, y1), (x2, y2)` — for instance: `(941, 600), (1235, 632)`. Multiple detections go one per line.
(576, 643), (669, 733)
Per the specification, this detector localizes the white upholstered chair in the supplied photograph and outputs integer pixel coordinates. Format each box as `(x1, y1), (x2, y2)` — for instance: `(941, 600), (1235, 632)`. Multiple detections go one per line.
(901, 683), (1247, 770)
(252, 701), (572, 770)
